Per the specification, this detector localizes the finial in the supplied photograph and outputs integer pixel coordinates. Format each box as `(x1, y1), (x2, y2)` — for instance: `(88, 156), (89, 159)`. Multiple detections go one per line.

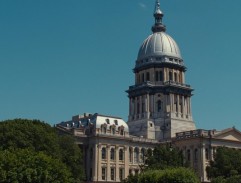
(152, 0), (166, 33)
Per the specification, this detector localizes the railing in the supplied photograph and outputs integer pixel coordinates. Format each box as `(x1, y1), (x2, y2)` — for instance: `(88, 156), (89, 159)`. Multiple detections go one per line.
(129, 81), (191, 90)
(136, 57), (185, 67)
(176, 129), (214, 140)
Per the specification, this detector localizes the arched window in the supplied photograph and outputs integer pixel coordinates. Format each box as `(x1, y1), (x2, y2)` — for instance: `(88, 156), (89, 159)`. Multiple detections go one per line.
(110, 148), (115, 160)
(194, 148), (198, 161)
(120, 129), (124, 136)
(129, 148), (133, 162)
(101, 126), (107, 134)
(140, 148), (145, 163)
(111, 127), (115, 135)
(134, 148), (139, 163)
(157, 100), (162, 112)
(119, 149), (124, 161)
(102, 147), (106, 160)
(187, 149), (191, 161)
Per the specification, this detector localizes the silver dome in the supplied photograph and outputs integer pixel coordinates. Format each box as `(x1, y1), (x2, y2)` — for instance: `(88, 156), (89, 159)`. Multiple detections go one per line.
(137, 32), (182, 60)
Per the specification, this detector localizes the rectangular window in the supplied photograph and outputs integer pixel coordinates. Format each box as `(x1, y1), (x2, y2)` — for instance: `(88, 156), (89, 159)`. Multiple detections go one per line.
(102, 167), (106, 180)
(205, 148), (209, 160)
(111, 168), (115, 181)
(159, 71), (163, 81)
(146, 72), (150, 81)
(155, 71), (159, 81)
(119, 168), (124, 181)
(169, 71), (173, 81)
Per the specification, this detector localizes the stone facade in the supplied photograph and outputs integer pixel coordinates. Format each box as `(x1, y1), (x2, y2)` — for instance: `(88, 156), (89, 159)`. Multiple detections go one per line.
(56, 1), (241, 182)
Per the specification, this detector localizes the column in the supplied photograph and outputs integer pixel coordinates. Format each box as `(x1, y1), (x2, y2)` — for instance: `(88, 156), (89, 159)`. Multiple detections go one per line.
(92, 144), (100, 181)
(106, 145), (110, 181)
(146, 94), (150, 118)
(134, 97), (137, 119)
(115, 145), (120, 182)
(124, 146), (129, 179)
(200, 145), (206, 182)
(97, 145), (102, 181)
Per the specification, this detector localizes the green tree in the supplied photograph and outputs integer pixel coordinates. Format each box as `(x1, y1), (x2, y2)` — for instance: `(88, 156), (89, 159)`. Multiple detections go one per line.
(0, 148), (73, 183)
(0, 119), (84, 182)
(206, 146), (241, 182)
(124, 167), (200, 183)
(145, 144), (184, 170)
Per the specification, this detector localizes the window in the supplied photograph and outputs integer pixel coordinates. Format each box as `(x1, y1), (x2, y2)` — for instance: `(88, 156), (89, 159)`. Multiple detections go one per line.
(101, 126), (107, 134)
(119, 149), (124, 161)
(110, 148), (115, 160)
(141, 102), (145, 114)
(111, 168), (115, 181)
(155, 71), (159, 81)
(169, 71), (173, 81)
(120, 129), (124, 136)
(146, 72), (150, 81)
(205, 148), (209, 160)
(174, 72), (177, 82)
(114, 120), (118, 125)
(129, 148), (133, 162)
(142, 73), (145, 82)
(119, 168), (124, 181)
(134, 148), (139, 163)
(194, 149), (198, 161)
(102, 167), (106, 180)
(187, 149), (191, 161)
(159, 71), (163, 81)
(157, 100), (162, 112)
(140, 148), (145, 163)
(105, 119), (110, 124)
(111, 127), (115, 135)
(102, 148), (106, 160)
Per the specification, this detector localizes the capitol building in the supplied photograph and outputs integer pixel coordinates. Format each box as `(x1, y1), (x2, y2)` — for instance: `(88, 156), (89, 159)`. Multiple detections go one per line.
(56, 1), (241, 182)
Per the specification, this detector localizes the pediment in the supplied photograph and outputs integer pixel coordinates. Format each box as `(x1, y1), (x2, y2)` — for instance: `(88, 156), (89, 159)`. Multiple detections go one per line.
(213, 128), (241, 142)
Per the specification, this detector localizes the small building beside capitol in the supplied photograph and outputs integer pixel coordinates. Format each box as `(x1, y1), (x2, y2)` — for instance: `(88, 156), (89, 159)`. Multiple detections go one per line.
(56, 1), (241, 182)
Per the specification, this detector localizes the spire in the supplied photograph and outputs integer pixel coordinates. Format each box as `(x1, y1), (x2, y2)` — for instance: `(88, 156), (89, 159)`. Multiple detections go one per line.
(152, 0), (166, 33)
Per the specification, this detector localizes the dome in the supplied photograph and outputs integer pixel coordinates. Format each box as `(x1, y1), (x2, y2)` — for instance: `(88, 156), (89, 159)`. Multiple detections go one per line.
(137, 32), (182, 61)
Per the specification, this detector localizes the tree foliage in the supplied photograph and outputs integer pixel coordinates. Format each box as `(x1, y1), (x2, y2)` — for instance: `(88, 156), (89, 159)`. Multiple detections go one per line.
(206, 147), (241, 180)
(124, 167), (200, 183)
(0, 119), (84, 182)
(145, 144), (184, 170)
(0, 149), (73, 183)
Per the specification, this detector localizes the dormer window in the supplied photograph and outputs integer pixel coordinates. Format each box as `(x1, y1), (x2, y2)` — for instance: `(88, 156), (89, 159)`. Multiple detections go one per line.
(111, 127), (115, 135)
(114, 120), (118, 125)
(120, 129), (124, 136)
(105, 119), (110, 124)
(101, 126), (107, 134)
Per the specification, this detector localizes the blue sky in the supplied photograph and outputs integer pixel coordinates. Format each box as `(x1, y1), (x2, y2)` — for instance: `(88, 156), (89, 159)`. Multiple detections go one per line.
(1, 0), (241, 131)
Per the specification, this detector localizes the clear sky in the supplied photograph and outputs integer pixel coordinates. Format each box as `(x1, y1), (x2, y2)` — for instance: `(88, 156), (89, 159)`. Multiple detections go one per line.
(1, 0), (241, 130)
